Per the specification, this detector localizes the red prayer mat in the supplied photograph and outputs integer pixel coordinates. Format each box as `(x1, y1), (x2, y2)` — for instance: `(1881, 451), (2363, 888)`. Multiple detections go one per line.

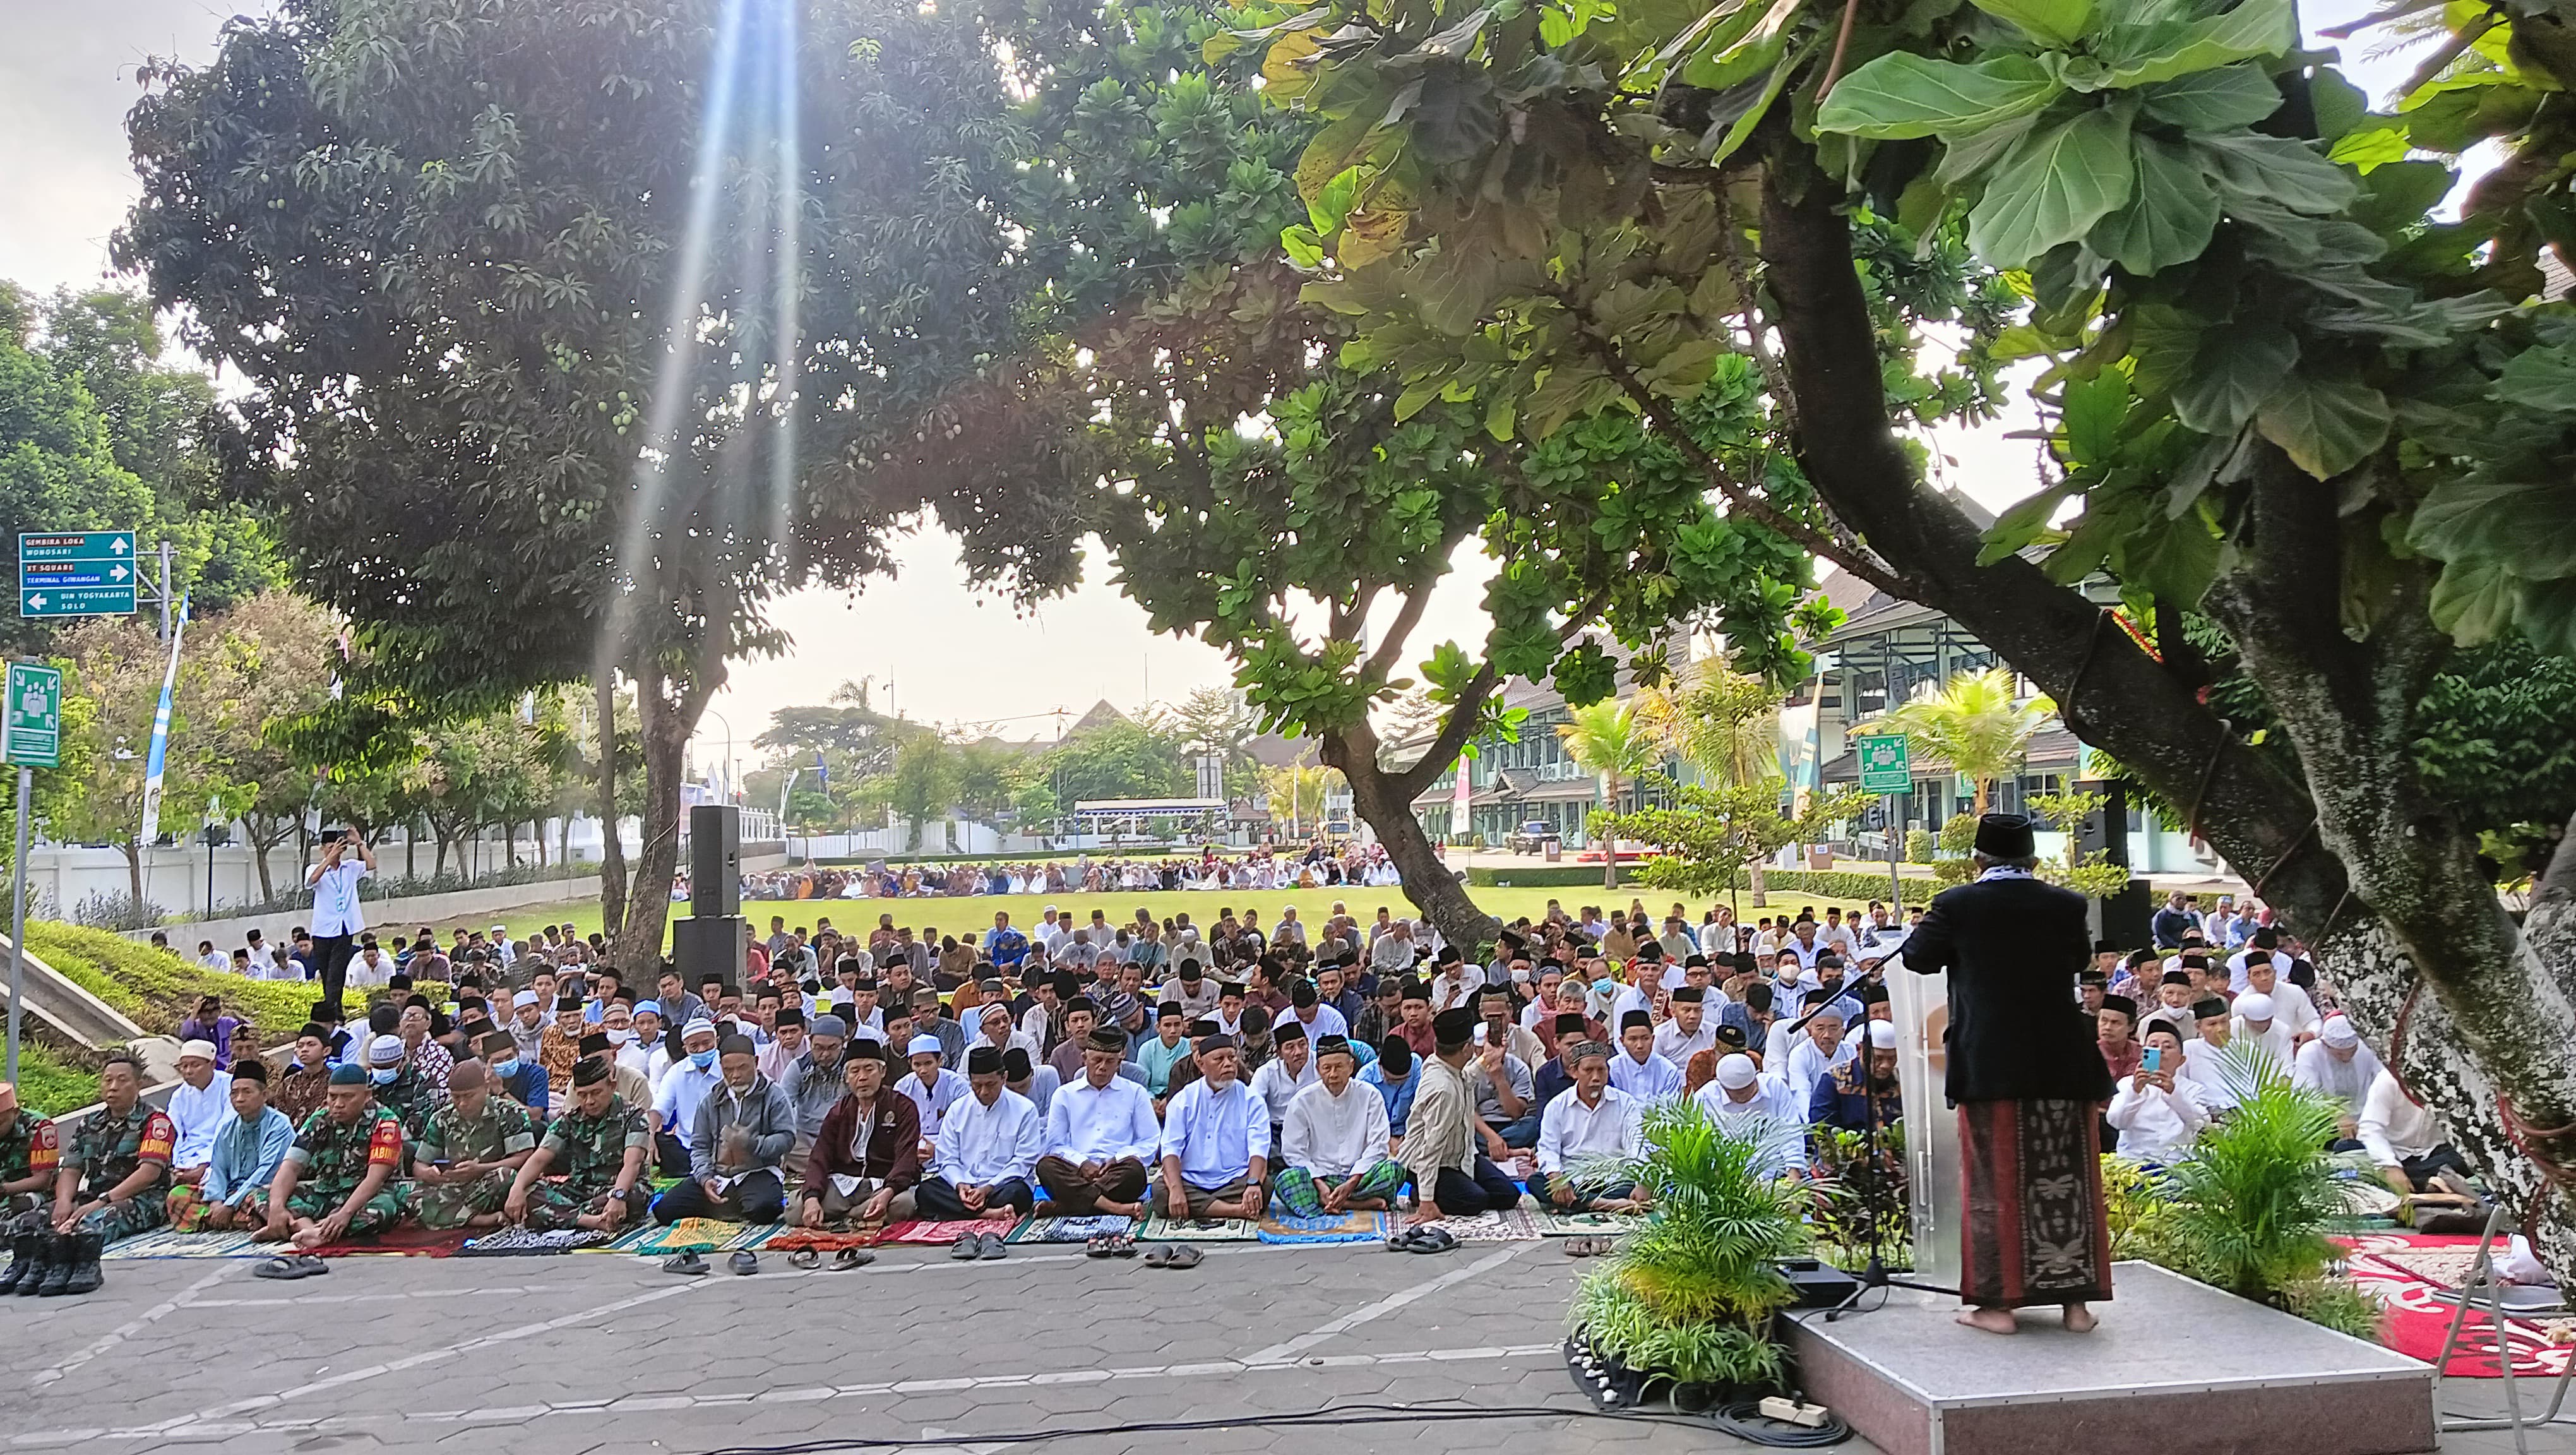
(2334, 1231), (2575, 1378)
(298, 1226), (471, 1259)
(876, 1218), (1017, 1245)
(766, 1228), (885, 1252)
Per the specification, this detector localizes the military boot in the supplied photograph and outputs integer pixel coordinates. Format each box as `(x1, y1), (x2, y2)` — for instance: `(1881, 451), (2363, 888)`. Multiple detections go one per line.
(11, 1231), (52, 1295)
(33, 1233), (76, 1296)
(0, 1231), (38, 1294)
(56, 1232), (102, 1295)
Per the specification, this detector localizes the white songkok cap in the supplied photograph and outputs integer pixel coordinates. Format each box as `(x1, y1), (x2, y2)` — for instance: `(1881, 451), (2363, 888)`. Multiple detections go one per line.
(2321, 1015), (2359, 1048)
(908, 1034), (945, 1058)
(2235, 992), (2275, 1022)
(1715, 1054), (1760, 1091)
(177, 1039), (218, 1063)
(1866, 1021), (1898, 1049)
(679, 1017), (718, 1040)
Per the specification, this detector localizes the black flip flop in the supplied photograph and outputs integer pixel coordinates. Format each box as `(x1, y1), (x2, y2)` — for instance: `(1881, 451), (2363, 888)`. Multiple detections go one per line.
(1085, 1235), (1116, 1258)
(662, 1250), (711, 1276)
(977, 1231), (1008, 1260)
(831, 1247), (873, 1270)
(1407, 1226), (1460, 1254)
(1164, 1243), (1203, 1269)
(1143, 1243), (1174, 1268)
(254, 1254), (328, 1280)
(948, 1234), (981, 1260)
(727, 1250), (758, 1276)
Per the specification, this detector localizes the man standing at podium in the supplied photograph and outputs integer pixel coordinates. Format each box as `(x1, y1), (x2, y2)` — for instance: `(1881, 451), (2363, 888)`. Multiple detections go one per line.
(1898, 813), (2114, 1335)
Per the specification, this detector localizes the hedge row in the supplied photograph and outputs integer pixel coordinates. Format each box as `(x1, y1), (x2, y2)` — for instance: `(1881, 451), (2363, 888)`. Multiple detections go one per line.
(1465, 863), (1940, 906)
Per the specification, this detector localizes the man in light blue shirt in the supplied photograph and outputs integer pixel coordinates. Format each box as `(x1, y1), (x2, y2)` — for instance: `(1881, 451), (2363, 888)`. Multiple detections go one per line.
(188, 1060), (295, 1231)
(1157, 1034), (1269, 1221)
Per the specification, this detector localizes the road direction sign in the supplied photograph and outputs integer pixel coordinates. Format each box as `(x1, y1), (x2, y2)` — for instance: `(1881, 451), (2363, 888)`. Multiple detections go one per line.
(4, 662), (61, 768)
(1857, 733), (1911, 794)
(19, 530), (139, 618)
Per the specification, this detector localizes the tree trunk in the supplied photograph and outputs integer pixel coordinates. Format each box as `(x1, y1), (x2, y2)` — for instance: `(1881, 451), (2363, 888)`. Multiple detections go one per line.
(404, 822), (416, 879)
(248, 825), (279, 902)
(1322, 729), (1498, 954)
(1602, 774), (1622, 890)
(123, 841), (144, 909)
(614, 659), (713, 986)
(595, 671), (629, 939)
(1748, 858), (1768, 908)
(532, 818), (546, 868)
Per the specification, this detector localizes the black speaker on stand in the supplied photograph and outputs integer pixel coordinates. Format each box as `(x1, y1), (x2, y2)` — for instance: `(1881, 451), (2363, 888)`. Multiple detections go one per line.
(674, 804), (745, 997)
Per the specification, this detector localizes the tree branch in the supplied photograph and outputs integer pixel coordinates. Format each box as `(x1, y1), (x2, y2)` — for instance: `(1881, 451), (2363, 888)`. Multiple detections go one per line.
(1362, 588), (1430, 685)
(1388, 662), (1500, 803)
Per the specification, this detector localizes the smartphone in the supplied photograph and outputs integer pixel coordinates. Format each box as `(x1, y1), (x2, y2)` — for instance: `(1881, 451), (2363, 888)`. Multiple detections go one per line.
(2142, 1048), (2164, 1074)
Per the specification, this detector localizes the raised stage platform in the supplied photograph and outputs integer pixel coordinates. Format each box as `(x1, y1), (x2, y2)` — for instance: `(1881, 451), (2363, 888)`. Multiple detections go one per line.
(1784, 1260), (2436, 1455)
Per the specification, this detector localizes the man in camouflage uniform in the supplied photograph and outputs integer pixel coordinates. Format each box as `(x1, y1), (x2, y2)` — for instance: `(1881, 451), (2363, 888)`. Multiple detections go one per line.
(407, 1058), (539, 1231)
(13, 1052), (174, 1240)
(253, 1062), (409, 1248)
(359, 1033), (442, 1147)
(506, 1056), (649, 1232)
(0, 1081), (61, 1220)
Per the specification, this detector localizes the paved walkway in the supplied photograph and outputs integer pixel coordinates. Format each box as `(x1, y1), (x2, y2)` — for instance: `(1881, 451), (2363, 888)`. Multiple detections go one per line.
(7, 1240), (2567, 1454)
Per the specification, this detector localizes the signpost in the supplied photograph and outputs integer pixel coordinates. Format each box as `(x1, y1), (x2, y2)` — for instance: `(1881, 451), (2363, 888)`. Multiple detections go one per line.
(18, 530), (140, 618)
(1857, 734), (1911, 913)
(2, 661), (58, 1081)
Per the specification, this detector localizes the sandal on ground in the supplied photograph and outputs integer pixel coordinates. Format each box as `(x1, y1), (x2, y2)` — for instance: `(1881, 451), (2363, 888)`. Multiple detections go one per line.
(661, 1250), (711, 1276)
(788, 1249), (821, 1270)
(1163, 1243), (1203, 1270)
(254, 1254), (328, 1280)
(1563, 1238), (1593, 1259)
(1109, 1235), (1139, 1257)
(977, 1232), (1008, 1260)
(727, 1250), (759, 1276)
(1143, 1243), (1174, 1268)
(949, 1234), (982, 1260)
(1406, 1226), (1460, 1254)
(1085, 1235), (1116, 1258)
(831, 1247), (873, 1270)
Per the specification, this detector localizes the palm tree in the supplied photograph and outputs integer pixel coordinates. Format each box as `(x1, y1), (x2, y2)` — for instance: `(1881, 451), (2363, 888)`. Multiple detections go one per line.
(1879, 668), (2054, 815)
(1263, 763), (1338, 837)
(1658, 667), (1789, 905)
(1558, 698), (1665, 888)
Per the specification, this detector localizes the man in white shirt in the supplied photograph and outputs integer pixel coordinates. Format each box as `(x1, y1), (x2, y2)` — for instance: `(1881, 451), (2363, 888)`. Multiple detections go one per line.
(164, 1040), (234, 1190)
(1036, 1027), (1161, 1217)
(2241, 952), (2320, 1043)
(1770, 1002), (1856, 1103)
(2107, 1024), (2215, 1163)
(1370, 920), (1417, 977)
(915, 1045), (1043, 1235)
(1276, 1033), (1404, 1216)
(1692, 1053), (1807, 1179)
(2359, 1067), (2471, 1198)
(305, 829), (376, 1015)
(1534, 1041), (1647, 1212)
(1428, 949), (1479, 1014)
(1251, 1022), (1320, 1135)
(2292, 1016), (2383, 1132)
(1156, 1033), (1269, 1221)
(2229, 992), (2297, 1074)
(1607, 1010), (1684, 1101)
(652, 1019), (725, 1173)
(898, 1035), (971, 1159)
(1652, 987), (1717, 1067)
(1817, 908), (1856, 955)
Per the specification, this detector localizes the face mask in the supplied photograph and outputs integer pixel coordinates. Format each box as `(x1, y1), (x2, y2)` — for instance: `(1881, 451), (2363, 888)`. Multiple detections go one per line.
(1594, 978), (1618, 995)
(490, 1058), (521, 1079)
(689, 1048), (718, 1070)
(369, 1067), (399, 1086)
(1509, 966), (1530, 983)
(606, 1028), (633, 1046)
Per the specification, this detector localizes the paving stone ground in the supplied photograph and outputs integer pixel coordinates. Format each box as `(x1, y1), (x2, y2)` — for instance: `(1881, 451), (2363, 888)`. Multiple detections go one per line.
(0, 1241), (2564, 1454)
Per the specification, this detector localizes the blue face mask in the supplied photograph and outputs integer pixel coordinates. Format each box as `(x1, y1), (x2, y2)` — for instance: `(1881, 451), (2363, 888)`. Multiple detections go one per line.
(490, 1058), (521, 1079)
(369, 1067), (399, 1086)
(689, 1048), (718, 1070)
(1594, 978), (1618, 995)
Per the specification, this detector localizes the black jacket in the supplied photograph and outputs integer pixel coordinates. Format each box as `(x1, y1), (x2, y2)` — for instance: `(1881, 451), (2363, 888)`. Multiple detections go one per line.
(1897, 874), (2114, 1106)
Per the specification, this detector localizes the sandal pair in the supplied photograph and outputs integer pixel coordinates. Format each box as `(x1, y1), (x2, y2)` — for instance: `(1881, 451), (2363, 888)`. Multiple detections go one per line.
(1387, 1225), (1461, 1255)
(1561, 1236), (1613, 1258)
(787, 1247), (876, 1271)
(1084, 1233), (1138, 1259)
(1142, 1242), (1202, 1269)
(253, 1254), (329, 1280)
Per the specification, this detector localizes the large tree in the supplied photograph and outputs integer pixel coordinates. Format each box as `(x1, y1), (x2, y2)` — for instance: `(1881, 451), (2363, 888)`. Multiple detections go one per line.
(1215, 0), (2576, 1269)
(119, 0), (1076, 977)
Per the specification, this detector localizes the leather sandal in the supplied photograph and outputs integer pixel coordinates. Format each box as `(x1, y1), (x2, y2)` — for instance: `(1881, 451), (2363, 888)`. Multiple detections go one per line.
(831, 1247), (873, 1270)
(662, 1250), (712, 1276)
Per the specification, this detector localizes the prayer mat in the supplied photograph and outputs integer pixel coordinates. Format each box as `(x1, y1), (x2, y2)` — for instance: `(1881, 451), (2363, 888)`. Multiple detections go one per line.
(1530, 1209), (1647, 1239)
(456, 1227), (612, 1256)
(616, 1218), (770, 1255)
(1256, 1210), (1388, 1244)
(1009, 1214), (1138, 1245)
(1416, 1207), (1540, 1242)
(878, 1218), (1016, 1245)
(98, 1229), (263, 1260)
(1140, 1214), (1259, 1243)
(302, 1226), (470, 1258)
(2334, 1231), (2571, 1379)
(766, 1228), (886, 1253)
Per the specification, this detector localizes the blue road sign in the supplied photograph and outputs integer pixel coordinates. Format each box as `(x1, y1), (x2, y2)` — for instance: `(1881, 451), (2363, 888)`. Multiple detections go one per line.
(19, 531), (138, 618)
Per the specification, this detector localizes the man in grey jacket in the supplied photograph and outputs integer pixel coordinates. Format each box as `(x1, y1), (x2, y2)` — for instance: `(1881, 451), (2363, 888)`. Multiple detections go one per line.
(649, 1035), (794, 1224)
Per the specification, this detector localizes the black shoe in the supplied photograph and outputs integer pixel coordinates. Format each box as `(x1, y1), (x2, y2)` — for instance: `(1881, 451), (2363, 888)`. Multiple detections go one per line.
(57, 1233), (103, 1296)
(34, 1234), (76, 1296)
(11, 1232), (50, 1296)
(0, 1231), (35, 1295)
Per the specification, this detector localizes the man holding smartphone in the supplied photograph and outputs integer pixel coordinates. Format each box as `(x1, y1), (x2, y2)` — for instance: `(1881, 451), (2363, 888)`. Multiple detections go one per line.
(307, 828), (377, 1019)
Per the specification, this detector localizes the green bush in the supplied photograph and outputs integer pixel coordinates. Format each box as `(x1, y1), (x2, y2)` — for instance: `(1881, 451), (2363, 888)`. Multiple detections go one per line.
(1904, 829), (1934, 863)
(27, 922), (319, 1045)
(13, 1043), (100, 1117)
(1466, 865), (1936, 906)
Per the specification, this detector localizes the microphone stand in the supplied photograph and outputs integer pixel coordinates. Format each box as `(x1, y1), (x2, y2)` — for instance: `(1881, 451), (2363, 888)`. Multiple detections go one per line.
(1825, 1047), (1955, 1320)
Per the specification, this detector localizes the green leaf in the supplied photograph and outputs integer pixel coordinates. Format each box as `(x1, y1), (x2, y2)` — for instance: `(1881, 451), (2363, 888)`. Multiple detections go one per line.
(2061, 368), (2130, 467)
(1969, 0), (2094, 45)
(2426, 558), (2522, 646)
(2310, 69), (2368, 142)
(1980, 484), (2068, 565)
(1815, 52), (2063, 140)
(2412, 476), (2576, 580)
(2253, 369), (2390, 479)
(2102, 0), (2294, 89)
(2087, 133), (2218, 274)
(1679, 0), (1803, 92)
(2347, 159), (2454, 236)
(1966, 105), (2137, 268)
(2134, 63), (2282, 130)
(2170, 323), (2296, 436)
(1932, 112), (2041, 186)
(2191, 130), (2356, 215)
(2493, 345), (2576, 415)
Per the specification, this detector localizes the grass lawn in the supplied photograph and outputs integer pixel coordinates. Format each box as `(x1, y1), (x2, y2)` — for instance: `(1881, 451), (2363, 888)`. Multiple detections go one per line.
(12, 1042), (100, 1117)
(25, 921), (325, 1043)
(486, 882), (1880, 950)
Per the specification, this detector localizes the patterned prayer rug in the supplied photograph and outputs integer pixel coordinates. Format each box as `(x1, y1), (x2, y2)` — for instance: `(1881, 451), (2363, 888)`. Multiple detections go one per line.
(1139, 1214), (1259, 1242)
(1529, 1209), (1647, 1239)
(97, 1229), (263, 1259)
(765, 1228), (887, 1253)
(302, 1226), (470, 1258)
(1256, 1210), (1388, 1244)
(456, 1227), (612, 1256)
(877, 1218), (1018, 1245)
(1009, 1214), (1138, 1244)
(612, 1218), (772, 1255)
(2334, 1231), (2573, 1379)
(1415, 1207), (1540, 1242)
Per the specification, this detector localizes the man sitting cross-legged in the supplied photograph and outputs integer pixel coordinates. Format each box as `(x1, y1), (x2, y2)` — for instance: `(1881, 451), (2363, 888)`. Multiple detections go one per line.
(1535, 1040), (1650, 1213)
(1400, 1007), (1525, 1219)
(169, 1059), (293, 1232)
(799, 1039), (921, 1229)
(407, 1058), (540, 1231)
(504, 1057), (652, 1233)
(653, 1034), (795, 1225)
(253, 1063), (409, 1248)
(1156, 1033), (1269, 1221)
(1275, 1034), (1404, 1218)
(1037, 1027), (1160, 1218)
(915, 1045), (1044, 1224)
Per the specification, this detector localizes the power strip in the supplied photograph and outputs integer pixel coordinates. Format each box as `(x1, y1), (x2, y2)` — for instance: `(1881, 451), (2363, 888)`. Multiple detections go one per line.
(1757, 1396), (1834, 1428)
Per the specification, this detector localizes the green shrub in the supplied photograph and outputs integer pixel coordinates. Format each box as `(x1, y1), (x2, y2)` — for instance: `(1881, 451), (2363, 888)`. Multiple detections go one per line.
(26, 922), (319, 1045)
(1466, 865), (1936, 905)
(13, 1043), (100, 1117)
(1904, 829), (1934, 863)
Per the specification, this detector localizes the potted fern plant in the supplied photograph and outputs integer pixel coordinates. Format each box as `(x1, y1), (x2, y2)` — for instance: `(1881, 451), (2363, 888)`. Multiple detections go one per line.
(1568, 1101), (1811, 1408)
